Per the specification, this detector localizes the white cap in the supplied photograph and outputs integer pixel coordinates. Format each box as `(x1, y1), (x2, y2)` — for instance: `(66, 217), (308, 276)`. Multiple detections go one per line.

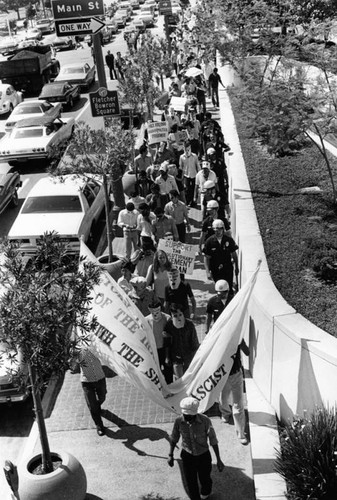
(207, 200), (219, 209)
(215, 279), (229, 292)
(180, 397), (199, 415)
(212, 219), (224, 229)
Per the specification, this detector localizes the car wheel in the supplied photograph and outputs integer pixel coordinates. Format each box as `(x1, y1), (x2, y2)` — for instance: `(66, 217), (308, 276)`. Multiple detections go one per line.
(10, 190), (18, 208)
(68, 96), (74, 108)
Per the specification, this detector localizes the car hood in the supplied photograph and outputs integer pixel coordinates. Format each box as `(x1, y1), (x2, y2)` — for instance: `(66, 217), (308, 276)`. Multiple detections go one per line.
(6, 113), (42, 127)
(9, 212), (84, 239)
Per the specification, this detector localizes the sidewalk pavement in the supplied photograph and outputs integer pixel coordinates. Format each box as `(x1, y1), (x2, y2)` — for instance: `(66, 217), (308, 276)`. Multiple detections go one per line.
(10, 81), (287, 500)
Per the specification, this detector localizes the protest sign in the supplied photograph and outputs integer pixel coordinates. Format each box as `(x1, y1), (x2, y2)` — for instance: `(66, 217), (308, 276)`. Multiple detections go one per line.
(169, 96), (186, 112)
(158, 239), (197, 275)
(147, 121), (168, 145)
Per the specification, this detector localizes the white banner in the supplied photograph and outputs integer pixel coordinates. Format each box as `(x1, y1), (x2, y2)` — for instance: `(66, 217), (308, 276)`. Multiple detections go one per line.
(81, 241), (260, 414)
(158, 239), (197, 275)
(147, 121), (168, 145)
(169, 96), (187, 112)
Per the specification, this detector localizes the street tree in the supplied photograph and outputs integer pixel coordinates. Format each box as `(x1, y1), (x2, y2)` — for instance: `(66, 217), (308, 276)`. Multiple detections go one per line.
(51, 120), (134, 262)
(0, 232), (100, 473)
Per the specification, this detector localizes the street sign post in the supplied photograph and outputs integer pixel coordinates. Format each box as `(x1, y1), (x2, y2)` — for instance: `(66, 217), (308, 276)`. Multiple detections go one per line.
(51, 0), (104, 20)
(158, 0), (172, 15)
(89, 87), (120, 117)
(55, 17), (105, 37)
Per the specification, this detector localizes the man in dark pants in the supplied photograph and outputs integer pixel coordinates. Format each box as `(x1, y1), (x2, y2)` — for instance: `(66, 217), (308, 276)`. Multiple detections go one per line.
(105, 50), (116, 80)
(73, 346), (107, 436)
(208, 68), (225, 108)
(168, 397), (224, 500)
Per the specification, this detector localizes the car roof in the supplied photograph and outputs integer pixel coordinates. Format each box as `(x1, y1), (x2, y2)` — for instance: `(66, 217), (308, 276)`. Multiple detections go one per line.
(15, 104), (62, 128)
(26, 175), (87, 197)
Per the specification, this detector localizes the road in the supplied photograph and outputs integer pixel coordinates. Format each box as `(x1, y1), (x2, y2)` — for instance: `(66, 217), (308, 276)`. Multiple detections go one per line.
(0, 9), (166, 494)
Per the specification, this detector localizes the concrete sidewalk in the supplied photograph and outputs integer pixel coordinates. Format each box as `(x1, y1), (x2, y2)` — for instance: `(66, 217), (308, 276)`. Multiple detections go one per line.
(6, 80), (287, 500)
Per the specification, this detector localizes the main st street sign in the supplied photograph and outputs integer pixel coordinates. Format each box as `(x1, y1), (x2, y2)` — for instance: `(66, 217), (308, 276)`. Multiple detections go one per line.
(51, 0), (104, 20)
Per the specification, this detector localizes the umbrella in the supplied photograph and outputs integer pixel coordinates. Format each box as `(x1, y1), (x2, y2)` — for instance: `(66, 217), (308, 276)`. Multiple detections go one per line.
(184, 67), (204, 78)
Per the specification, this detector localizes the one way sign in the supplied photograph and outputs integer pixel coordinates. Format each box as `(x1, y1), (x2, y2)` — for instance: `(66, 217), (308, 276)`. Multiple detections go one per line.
(55, 17), (105, 37)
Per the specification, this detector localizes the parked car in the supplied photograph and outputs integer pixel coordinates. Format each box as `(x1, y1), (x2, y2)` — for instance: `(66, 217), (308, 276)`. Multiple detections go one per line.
(130, 0), (140, 9)
(5, 99), (57, 132)
(36, 18), (54, 35)
(0, 83), (23, 115)
(0, 171), (22, 213)
(8, 175), (106, 255)
(39, 82), (81, 109)
(55, 62), (95, 91)
(137, 11), (154, 27)
(105, 19), (118, 34)
(0, 107), (74, 163)
(0, 36), (19, 56)
(114, 10), (128, 28)
(42, 34), (75, 51)
(22, 28), (43, 41)
(0, 341), (30, 403)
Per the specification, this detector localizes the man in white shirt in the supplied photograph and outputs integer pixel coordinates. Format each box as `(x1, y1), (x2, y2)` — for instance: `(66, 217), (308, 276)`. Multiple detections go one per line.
(179, 140), (199, 207)
(117, 201), (139, 259)
(195, 160), (218, 208)
(155, 162), (179, 205)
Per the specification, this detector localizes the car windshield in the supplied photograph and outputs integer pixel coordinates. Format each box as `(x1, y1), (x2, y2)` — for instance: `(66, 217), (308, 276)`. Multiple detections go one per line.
(22, 195), (82, 214)
(13, 104), (50, 115)
(62, 67), (84, 74)
(13, 128), (44, 139)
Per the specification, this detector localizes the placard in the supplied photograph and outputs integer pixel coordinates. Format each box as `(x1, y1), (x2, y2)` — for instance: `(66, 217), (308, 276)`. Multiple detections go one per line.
(169, 96), (187, 112)
(147, 121), (168, 145)
(158, 239), (197, 275)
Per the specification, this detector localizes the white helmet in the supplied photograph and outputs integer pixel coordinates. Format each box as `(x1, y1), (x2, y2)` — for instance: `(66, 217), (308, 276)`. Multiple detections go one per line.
(204, 180), (215, 190)
(207, 200), (219, 209)
(215, 279), (229, 292)
(212, 219), (225, 229)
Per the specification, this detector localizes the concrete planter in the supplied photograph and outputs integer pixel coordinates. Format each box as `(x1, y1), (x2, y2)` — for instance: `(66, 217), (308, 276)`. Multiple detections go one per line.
(97, 254), (124, 281)
(122, 170), (136, 197)
(18, 451), (86, 500)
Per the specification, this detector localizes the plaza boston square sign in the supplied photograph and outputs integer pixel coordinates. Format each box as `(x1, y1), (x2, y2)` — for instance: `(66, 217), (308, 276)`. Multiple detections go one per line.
(89, 87), (120, 117)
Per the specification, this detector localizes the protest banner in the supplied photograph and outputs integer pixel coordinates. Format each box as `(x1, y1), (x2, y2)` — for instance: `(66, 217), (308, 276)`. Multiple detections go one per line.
(81, 240), (260, 414)
(169, 96), (187, 112)
(158, 238), (197, 275)
(147, 121), (168, 145)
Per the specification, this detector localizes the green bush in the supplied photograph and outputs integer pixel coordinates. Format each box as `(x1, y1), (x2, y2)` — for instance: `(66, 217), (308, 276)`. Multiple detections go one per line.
(274, 407), (337, 499)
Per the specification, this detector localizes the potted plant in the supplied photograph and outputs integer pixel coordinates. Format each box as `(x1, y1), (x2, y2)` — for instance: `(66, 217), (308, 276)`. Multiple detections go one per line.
(51, 119), (135, 266)
(0, 232), (101, 500)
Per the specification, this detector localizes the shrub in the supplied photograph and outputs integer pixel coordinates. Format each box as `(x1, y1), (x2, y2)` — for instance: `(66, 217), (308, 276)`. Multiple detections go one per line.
(274, 407), (337, 499)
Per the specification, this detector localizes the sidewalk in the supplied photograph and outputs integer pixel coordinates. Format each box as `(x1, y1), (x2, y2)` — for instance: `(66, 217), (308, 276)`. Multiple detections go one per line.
(10, 73), (287, 500)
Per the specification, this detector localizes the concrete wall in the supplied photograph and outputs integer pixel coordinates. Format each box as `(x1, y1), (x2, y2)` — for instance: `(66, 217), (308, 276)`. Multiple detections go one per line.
(219, 76), (337, 422)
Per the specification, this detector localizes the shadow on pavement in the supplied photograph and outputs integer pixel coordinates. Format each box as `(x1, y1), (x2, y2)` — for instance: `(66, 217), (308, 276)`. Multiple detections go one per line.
(85, 494), (104, 500)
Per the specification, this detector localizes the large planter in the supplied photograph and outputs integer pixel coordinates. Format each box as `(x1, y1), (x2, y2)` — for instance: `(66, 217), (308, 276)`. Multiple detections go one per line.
(97, 254), (124, 281)
(18, 451), (86, 500)
(122, 170), (136, 197)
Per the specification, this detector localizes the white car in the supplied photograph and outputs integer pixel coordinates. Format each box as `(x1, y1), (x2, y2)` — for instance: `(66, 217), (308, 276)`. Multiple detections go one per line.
(0, 106), (74, 163)
(137, 11), (154, 27)
(0, 83), (23, 115)
(5, 100), (57, 132)
(8, 175), (106, 255)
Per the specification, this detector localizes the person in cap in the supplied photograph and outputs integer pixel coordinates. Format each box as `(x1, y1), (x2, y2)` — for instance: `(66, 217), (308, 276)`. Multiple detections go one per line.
(206, 146), (228, 193)
(203, 219), (239, 290)
(154, 161), (179, 206)
(117, 201), (139, 260)
(168, 396), (224, 499)
(205, 280), (231, 334)
(202, 180), (230, 220)
(194, 160), (218, 208)
(199, 200), (231, 253)
(163, 303), (199, 379)
(145, 300), (172, 383)
(165, 189), (190, 243)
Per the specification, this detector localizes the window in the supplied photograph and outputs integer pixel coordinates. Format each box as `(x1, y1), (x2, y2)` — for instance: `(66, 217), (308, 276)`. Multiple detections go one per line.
(22, 195), (82, 214)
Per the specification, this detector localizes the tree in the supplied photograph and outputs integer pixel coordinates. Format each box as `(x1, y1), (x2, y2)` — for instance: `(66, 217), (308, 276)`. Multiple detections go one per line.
(119, 33), (169, 121)
(0, 233), (100, 473)
(51, 120), (135, 262)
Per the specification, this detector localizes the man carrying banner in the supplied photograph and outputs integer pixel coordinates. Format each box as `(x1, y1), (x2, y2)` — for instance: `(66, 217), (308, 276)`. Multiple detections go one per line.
(168, 397), (224, 500)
